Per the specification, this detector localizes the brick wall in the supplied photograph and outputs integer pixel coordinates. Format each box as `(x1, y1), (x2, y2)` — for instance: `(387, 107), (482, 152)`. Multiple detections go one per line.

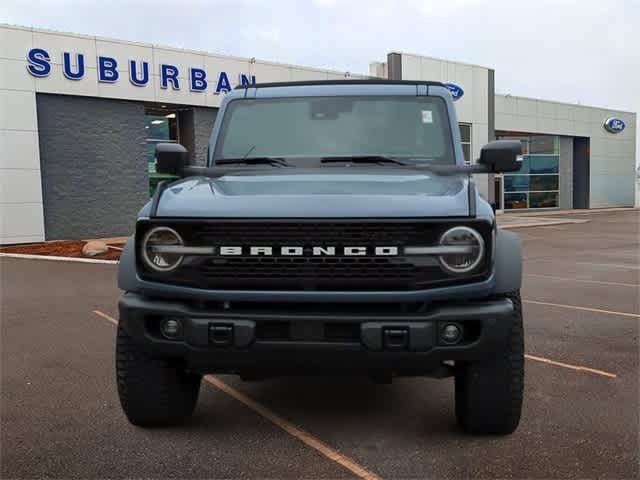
(192, 107), (217, 166)
(37, 94), (147, 240)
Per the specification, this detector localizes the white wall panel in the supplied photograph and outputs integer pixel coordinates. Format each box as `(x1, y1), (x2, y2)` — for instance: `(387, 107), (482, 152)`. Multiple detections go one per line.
(95, 40), (154, 71)
(149, 47), (205, 72)
(0, 169), (43, 204)
(99, 75), (157, 102)
(32, 30), (98, 68)
(400, 54), (420, 80)
(496, 93), (636, 208)
(0, 25), (33, 60)
(0, 130), (40, 169)
(0, 203), (45, 240)
(0, 89), (38, 131)
(35, 65), (100, 97)
(290, 67), (328, 81)
(0, 58), (36, 91)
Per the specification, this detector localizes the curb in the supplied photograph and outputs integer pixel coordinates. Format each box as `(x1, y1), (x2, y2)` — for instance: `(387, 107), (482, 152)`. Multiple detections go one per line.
(497, 207), (638, 218)
(500, 219), (590, 229)
(0, 253), (119, 265)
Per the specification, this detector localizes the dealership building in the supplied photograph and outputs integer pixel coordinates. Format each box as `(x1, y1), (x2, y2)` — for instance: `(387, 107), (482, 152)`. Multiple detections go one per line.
(0, 24), (636, 244)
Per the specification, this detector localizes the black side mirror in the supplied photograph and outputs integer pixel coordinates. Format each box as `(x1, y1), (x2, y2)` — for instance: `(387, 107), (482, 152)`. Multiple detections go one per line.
(155, 143), (189, 177)
(477, 140), (522, 173)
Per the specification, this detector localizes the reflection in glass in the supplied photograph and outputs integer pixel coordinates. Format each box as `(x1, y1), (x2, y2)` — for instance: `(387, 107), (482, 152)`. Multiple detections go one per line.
(504, 175), (529, 192)
(529, 135), (559, 154)
(530, 175), (559, 191)
(459, 124), (471, 142)
(530, 155), (559, 174)
(530, 192), (559, 208)
(504, 193), (528, 209)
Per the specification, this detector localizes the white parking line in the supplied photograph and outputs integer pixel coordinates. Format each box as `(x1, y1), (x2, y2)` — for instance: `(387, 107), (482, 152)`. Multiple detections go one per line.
(0, 253), (119, 264)
(525, 354), (616, 378)
(523, 300), (640, 318)
(575, 261), (640, 271)
(524, 273), (639, 288)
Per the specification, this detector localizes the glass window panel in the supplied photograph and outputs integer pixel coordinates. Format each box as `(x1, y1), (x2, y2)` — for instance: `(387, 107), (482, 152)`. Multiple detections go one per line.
(145, 115), (170, 139)
(529, 155), (559, 174)
(529, 192), (558, 208)
(216, 96), (455, 162)
(459, 124), (471, 142)
(530, 175), (559, 191)
(514, 155), (530, 174)
(145, 142), (157, 164)
(529, 135), (559, 154)
(504, 175), (530, 192)
(462, 143), (471, 164)
(504, 193), (528, 209)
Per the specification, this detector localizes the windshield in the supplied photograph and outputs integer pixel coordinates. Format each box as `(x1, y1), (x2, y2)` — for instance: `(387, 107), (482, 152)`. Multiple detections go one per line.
(213, 95), (455, 164)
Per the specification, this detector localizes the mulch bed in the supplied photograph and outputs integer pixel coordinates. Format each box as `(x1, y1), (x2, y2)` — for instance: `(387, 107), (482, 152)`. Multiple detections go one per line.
(0, 240), (122, 261)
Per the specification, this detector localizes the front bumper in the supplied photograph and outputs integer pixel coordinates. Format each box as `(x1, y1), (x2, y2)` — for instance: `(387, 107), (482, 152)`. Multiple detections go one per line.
(118, 292), (514, 376)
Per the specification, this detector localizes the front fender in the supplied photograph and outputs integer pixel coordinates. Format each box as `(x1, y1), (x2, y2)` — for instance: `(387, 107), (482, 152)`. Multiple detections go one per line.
(118, 236), (139, 292)
(492, 229), (522, 294)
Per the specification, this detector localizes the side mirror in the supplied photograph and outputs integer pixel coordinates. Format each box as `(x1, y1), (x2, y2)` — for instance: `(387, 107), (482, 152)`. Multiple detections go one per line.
(155, 143), (189, 177)
(477, 140), (522, 173)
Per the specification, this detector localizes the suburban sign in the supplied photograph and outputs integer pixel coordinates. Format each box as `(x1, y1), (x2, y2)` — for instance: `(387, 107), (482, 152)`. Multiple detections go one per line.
(603, 117), (626, 134)
(26, 47), (256, 94)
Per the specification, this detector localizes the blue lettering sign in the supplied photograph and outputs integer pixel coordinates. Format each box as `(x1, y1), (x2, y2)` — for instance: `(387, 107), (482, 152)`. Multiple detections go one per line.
(98, 56), (119, 83)
(62, 52), (85, 80)
(26, 48), (257, 95)
(160, 64), (180, 90)
(26, 48), (51, 77)
(129, 60), (149, 86)
(190, 68), (207, 92)
(215, 71), (232, 94)
(239, 73), (257, 86)
(444, 83), (464, 101)
(604, 117), (626, 134)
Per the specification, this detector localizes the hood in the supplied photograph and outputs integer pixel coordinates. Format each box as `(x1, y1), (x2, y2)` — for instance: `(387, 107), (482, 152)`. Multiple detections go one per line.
(152, 170), (471, 218)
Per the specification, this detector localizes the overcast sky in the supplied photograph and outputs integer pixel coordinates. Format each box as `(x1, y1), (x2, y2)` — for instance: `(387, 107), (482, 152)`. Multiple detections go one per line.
(3, 0), (638, 163)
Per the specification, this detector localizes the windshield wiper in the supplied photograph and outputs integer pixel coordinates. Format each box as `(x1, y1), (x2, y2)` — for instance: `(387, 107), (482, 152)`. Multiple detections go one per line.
(216, 157), (290, 167)
(321, 155), (409, 166)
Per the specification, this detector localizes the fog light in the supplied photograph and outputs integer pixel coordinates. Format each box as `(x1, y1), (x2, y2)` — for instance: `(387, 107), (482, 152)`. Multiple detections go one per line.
(160, 318), (182, 339)
(441, 323), (462, 344)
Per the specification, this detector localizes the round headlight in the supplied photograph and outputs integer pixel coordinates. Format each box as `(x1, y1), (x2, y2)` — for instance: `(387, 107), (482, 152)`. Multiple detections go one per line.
(438, 226), (485, 274)
(141, 226), (184, 272)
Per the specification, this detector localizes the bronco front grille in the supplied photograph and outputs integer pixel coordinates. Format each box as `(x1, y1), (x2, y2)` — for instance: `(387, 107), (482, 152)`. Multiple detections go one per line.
(137, 219), (493, 291)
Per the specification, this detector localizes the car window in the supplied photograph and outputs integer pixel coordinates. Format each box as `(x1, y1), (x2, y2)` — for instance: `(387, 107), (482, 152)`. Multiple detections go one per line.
(214, 95), (454, 164)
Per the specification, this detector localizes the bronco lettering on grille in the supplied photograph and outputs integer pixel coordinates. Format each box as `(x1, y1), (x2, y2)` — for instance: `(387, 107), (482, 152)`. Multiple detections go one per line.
(218, 246), (399, 256)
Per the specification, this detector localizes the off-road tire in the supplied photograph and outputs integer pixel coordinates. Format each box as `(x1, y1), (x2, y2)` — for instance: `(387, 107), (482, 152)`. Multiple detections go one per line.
(115, 324), (201, 427)
(455, 291), (524, 434)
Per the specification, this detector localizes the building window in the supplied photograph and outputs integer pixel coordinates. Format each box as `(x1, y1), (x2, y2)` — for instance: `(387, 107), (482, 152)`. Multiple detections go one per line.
(459, 123), (472, 165)
(145, 106), (179, 196)
(500, 134), (560, 210)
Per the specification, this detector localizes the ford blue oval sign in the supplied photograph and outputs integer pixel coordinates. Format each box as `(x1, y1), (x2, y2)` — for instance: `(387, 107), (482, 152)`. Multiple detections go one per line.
(603, 117), (625, 134)
(444, 83), (464, 101)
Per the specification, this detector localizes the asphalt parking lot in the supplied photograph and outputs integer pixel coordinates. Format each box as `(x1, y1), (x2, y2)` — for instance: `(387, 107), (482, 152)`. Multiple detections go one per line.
(1, 210), (638, 479)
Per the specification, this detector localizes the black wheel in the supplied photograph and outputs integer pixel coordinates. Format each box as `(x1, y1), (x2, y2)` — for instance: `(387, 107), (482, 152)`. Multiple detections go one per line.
(115, 323), (201, 427)
(455, 291), (524, 434)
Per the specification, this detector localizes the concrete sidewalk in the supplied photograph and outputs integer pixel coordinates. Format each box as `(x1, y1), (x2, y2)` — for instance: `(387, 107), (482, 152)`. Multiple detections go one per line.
(498, 206), (638, 229)
(497, 214), (590, 229)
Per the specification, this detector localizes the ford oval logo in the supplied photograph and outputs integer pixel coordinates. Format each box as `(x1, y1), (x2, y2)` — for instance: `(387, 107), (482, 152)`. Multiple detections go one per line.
(444, 83), (464, 101)
(603, 117), (625, 134)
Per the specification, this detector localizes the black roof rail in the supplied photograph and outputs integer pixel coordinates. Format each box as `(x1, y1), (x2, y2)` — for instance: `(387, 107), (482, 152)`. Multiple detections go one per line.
(234, 79), (446, 89)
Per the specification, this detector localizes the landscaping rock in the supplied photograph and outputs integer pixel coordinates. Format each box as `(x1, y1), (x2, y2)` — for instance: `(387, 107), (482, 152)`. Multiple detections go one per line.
(82, 240), (109, 257)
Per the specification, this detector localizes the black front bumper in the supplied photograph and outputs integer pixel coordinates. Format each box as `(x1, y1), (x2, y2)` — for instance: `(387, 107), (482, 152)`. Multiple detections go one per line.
(118, 293), (514, 376)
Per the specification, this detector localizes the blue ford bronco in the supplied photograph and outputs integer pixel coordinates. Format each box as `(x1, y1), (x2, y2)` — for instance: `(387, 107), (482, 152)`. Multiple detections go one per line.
(116, 80), (524, 434)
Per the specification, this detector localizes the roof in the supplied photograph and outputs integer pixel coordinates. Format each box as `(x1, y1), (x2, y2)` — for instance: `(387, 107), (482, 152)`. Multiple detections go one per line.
(234, 79), (446, 89)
